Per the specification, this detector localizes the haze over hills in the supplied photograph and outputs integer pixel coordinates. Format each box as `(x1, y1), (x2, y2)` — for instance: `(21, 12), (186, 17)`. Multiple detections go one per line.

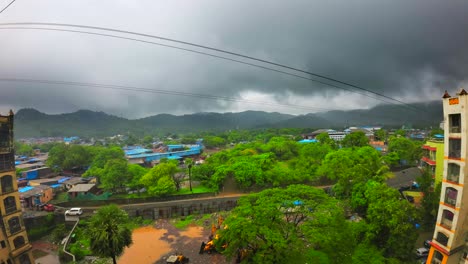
(13, 101), (442, 138)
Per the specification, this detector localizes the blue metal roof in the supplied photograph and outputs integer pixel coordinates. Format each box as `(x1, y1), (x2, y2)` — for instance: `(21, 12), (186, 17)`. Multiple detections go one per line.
(167, 155), (182, 160)
(434, 134), (444, 139)
(128, 148), (201, 162)
(15, 161), (21, 165)
(50, 184), (62, 188)
(125, 148), (152, 155)
(19, 186), (34, 193)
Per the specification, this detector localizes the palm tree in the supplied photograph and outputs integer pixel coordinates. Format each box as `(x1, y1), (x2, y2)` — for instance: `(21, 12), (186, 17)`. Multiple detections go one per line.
(88, 204), (133, 264)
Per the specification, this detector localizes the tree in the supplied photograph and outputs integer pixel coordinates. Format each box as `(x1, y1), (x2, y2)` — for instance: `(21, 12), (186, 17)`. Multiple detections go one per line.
(126, 164), (148, 192)
(47, 144), (94, 171)
(351, 180), (418, 260)
(139, 162), (177, 195)
(374, 129), (387, 142)
(99, 159), (131, 192)
(88, 204), (132, 264)
(316, 132), (336, 148)
(341, 132), (369, 148)
(15, 142), (34, 156)
(217, 185), (353, 264)
(387, 137), (421, 166)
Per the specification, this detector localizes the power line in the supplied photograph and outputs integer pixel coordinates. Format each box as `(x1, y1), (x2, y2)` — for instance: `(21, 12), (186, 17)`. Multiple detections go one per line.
(0, 0), (16, 15)
(0, 26), (399, 107)
(0, 78), (347, 112)
(0, 22), (420, 111)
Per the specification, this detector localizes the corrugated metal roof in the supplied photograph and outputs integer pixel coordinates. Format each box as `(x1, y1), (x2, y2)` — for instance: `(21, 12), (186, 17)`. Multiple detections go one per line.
(68, 184), (95, 192)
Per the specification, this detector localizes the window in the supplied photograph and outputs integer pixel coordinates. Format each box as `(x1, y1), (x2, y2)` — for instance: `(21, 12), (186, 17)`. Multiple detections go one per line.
(0, 175), (13, 194)
(449, 114), (461, 133)
(0, 240), (5, 248)
(432, 250), (444, 264)
(441, 210), (454, 229)
(447, 163), (460, 183)
(18, 254), (31, 264)
(3, 196), (16, 214)
(0, 154), (14, 172)
(8, 217), (21, 234)
(445, 187), (458, 207)
(448, 139), (461, 159)
(436, 232), (449, 246)
(13, 236), (25, 249)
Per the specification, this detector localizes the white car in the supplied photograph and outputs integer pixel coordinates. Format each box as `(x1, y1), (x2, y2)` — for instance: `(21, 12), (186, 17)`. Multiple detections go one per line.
(65, 208), (83, 216)
(416, 247), (429, 258)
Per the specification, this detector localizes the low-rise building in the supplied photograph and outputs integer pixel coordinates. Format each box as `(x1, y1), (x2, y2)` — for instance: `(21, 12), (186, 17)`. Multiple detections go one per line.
(67, 184), (98, 199)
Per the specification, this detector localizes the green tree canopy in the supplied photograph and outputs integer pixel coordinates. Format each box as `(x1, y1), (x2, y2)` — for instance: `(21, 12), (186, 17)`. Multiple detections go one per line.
(341, 131), (369, 148)
(88, 204), (133, 264)
(139, 162), (177, 195)
(218, 185), (353, 264)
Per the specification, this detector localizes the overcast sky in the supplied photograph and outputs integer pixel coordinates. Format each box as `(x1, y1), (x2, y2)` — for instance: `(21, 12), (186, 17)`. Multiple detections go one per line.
(0, 0), (467, 118)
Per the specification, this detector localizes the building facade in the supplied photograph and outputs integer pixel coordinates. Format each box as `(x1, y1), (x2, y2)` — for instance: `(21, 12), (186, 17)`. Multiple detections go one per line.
(0, 111), (34, 264)
(421, 138), (445, 186)
(426, 91), (468, 264)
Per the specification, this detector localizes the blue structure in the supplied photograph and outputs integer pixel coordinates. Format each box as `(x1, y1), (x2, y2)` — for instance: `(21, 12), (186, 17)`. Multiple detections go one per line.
(19, 186), (34, 193)
(298, 139), (318, 144)
(125, 148), (153, 156)
(64, 136), (79, 143)
(127, 146), (202, 162)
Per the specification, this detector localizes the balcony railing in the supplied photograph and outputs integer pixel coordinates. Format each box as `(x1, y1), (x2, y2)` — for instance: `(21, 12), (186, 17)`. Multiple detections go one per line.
(448, 150), (461, 159)
(447, 173), (459, 183)
(440, 218), (453, 230)
(5, 205), (17, 215)
(445, 197), (457, 207)
(450, 126), (461, 133)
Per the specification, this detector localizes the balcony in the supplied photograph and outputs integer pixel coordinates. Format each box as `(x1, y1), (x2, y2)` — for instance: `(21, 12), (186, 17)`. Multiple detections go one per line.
(449, 114), (461, 133)
(436, 232), (449, 247)
(447, 163), (460, 183)
(422, 156), (436, 166)
(440, 210), (454, 230)
(0, 153), (14, 172)
(448, 139), (462, 159)
(4, 205), (17, 215)
(444, 188), (457, 207)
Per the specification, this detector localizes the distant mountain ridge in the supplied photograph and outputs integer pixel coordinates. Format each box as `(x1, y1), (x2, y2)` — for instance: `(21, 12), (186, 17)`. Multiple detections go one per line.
(13, 101), (443, 138)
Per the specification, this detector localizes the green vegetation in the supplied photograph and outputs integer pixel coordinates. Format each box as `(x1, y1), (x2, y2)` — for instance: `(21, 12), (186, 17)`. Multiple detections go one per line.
(88, 205), (133, 264)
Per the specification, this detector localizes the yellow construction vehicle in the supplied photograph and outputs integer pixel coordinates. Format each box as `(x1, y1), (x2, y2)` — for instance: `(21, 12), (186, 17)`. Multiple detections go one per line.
(199, 215), (226, 254)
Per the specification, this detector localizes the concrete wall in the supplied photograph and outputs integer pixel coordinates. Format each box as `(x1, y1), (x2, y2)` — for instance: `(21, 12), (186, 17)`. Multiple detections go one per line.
(121, 196), (240, 220)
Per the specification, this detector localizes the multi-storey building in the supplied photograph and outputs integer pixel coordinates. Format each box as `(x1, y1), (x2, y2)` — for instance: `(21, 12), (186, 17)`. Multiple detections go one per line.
(0, 111), (34, 264)
(426, 91), (468, 264)
(421, 136), (445, 186)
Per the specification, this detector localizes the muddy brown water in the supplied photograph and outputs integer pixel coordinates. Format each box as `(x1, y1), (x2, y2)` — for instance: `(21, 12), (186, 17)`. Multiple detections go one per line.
(118, 223), (224, 264)
(118, 226), (172, 264)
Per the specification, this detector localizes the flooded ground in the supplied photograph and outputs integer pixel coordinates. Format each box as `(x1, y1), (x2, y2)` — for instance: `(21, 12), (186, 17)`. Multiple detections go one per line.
(118, 220), (232, 264)
(118, 226), (172, 264)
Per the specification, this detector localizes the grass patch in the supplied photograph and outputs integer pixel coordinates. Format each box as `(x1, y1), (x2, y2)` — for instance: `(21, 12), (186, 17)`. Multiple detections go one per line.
(173, 213), (214, 229)
(176, 186), (214, 195)
(174, 215), (195, 229)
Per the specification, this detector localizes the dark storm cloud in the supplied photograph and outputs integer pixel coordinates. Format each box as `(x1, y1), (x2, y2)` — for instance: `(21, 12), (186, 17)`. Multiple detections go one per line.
(0, 0), (467, 117)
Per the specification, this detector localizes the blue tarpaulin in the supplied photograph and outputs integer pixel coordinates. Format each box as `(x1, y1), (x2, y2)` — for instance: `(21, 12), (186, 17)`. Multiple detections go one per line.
(168, 155), (182, 160)
(298, 139), (318, 144)
(50, 184), (62, 188)
(19, 186), (34, 193)
(58, 177), (71, 183)
(26, 170), (38, 180)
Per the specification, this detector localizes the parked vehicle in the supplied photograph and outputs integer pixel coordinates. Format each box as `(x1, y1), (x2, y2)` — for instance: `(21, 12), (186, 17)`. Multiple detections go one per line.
(41, 204), (55, 212)
(65, 208), (83, 216)
(416, 247), (429, 258)
(424, 239), (432, 248)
